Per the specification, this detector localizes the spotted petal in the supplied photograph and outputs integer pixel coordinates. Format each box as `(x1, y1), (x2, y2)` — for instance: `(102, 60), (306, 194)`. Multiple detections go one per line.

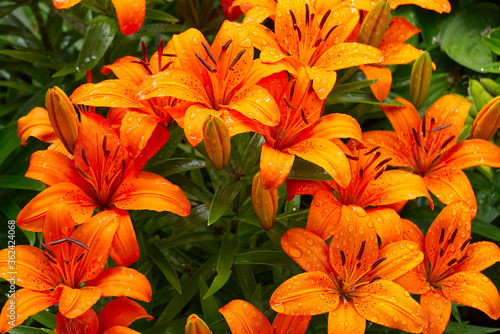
(306, 190), (342, 240)
(87, 267), (152, 302)
(432, 139), (500, 171)
(98, 297), (153, 333)
(327, 302), (366, 334)
(260, 143), (295, 190)
(420, 289), (451, 334)
(58, 285), (102, 319)
(18, 107), (58, 146)
(282, 228), (331, 273)
(219, 300), (273, 334)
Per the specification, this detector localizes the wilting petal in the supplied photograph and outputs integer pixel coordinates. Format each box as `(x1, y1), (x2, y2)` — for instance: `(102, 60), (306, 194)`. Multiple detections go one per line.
(229, 85), (280, 126)
(424, 168), (477, 216)
(270, 271), (339, 316)
(73, 210), (120, 283)
(53, 0), (82, 9)
(18, 107), (58, 146)
(183, 105), (214, 146)
(287, 138), (351, 189)
(109, 209), (140, 267)
(111, 0), (145, 35)
(101, 56), (148, 85)
(362, 131), (413, 168)
(87, 267), (152, 302)
(440, 271), (500, 319)
(119, 111), (163, 158)
(260, 143), (295, 190)
(367, 208), (403, 247)
(389, 0), (450, 13)
(56, 308), (99, 334)
(111, 171), (190, 217)
(372, 240), (423, 281)
(380, 98), (421, 135)
(306, 190), (342, 240)
(17, 182), (96, 231)
(360, 169), (430, 207)
(432, 139), (500, 171)
(453, 241), (500, 273)
(328, 302), (366, 334)
(0, 246), (59, 290)
(420, 289), (451, 334)
(425, 201), (472, 276)
(98, 297), (153, 333)
(272, 313), (311, 334)
(25, 150), (85, 188)
(303, 113), (362, 142)
(355, 280), (426, 332)
(219, 300), (272, 333)
(58, 285), (102, 319)
(0, 288), (61, 333)
(282, 228), (331, 273)
(329, 206), (378, 284)
(360, 65), (392, 101)
(71, 80), (145, 108)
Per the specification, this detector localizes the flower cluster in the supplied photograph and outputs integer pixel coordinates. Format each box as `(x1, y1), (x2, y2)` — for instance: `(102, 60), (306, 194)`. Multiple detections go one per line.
(3, 0), (500, 333)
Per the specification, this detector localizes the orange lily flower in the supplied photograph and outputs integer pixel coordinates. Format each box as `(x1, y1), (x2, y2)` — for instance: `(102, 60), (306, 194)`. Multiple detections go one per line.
(52, 0), (145, 35)
(137, 21), (288, 150)
(0, 201), (152, 333)
(230, 0), (277, 23)
(71, 40), (187, 157)
(55, 297), (153, 334)
(17, 112), (190, 265)
(395, 201), (500, 334)
(363, 95), (500, 216)
(255, 69), (362, 190)
(286, 139), (430, 241)
(219, 299), (311, 334)
(270, 208), (427, 333)
(244, 0), (383, 99)
(470, 95), (500, 141)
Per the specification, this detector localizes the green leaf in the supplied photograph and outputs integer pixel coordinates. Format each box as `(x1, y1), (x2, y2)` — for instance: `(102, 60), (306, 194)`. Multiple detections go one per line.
(208, 175), (242, 225)
(0, 50), (60, 70)
(441, 3), (500, 73)
(235, 264), (257, 301)
(145, 8), (178, 23)
(204, 232), (239, 298)
(468, 79), (493, 116)
(483, 27), (500, 56)
(444, 322), (499, 334)
(199, 276), (223, 325)
(238, 133), (265, 175)
(146, 243), (182, 294)
(327, 90), (404, 105)
(31, 311), (56, 329)
(0, 176), (44, 191)
(330, 79), (378, 95)
(148, 158), (206, 177)
(288, 159), (332, 181)
(471, 219), (500, 243)
(234, 250), (295, 268)
(75, 16), (118, 79)
(51, 62), (77, 78)
(8, 326), (52, 334)
(0, 122), (20, 166)
(0, 2), (28, 19)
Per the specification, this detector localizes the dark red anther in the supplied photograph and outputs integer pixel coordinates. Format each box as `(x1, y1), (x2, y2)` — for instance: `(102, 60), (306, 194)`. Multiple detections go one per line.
(340, 250), (346, 266)
(371, 256), (387, 270)
(319, 9), (331, 29)
(229, 49), (246, 70)
(357, 240), (366, 261)
(460, 237), (472, 251)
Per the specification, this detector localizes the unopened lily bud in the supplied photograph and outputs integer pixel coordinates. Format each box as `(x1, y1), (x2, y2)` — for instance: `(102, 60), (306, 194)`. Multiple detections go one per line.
(357, 0), (391, 47)
(203, 115), (231, 170)
(252, 172), (278, 231)
(470, 96), (500, 140)
(45, 87), (79, 155)
(410, 51), (432, 110)
(185, 314), (212, 334)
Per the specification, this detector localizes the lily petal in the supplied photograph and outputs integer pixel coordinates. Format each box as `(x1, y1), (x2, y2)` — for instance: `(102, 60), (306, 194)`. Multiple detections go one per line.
(354, 280), (426, 333)
(395, 267), (431, 295)
(183, 105), (214, 146)
(316, 42), (383, 72)
(0, 288), (61, 333)
(420, 289), (451, 334)
(229, 85), (280, 126)
(243, 23), (286, 61)
(55, 308), (99, 334)
(305, 66), (337, 100)
(306, 190), (342, 240)
(270, 271), (339, 316)
(17, 107), (58, 146)
(25, 150), (85, 188)
(119, 111), (163, 158)
(71, 80), (145, 108)
(101, 56), (149, 85)
(380, 17), (421, 46)
(282, 228), (331, 273)
(219, 300), (273, 334)
(432, 139), (500, 171)
(98, 297), (153, 333)
(260, 143), (295, 190)
(440, 271), (500, 319)
(111, 171), (191, 217)
(362, 131), (413, 168)
(380, 97), (421, 135)
(272, 313), (311, 334)
(287, 138), (351, 189)
(359, 65), (392, 101)
(389, 0), (450, 13)
(379, 43), (423, 65)
(327, 302), (366, 334)
(103, 326), (141, 334)
(110, 0), (145, 35)
(367, 208), (404, 247)
(171, 28), (212, 80)
(453, 241), (500, 273)
(53, 0), (82, 9)
(58, 285), (102, 319)
(372, 240), (423, 281)
(303, 113), (362, 142)
(109, 209), (140, 267)
(87, 267), (152, 302)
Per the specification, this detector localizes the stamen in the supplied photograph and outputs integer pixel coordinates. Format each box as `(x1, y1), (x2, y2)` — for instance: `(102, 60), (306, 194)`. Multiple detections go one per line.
(63, 259), (69, 264)
(202, 42), (217, 64)
(447, 258), (457, 266)
(43, 252), (58, 264)
(439, 247), (444, 257)
(195, 53), (217, 72)
(356, 240), (366, 261)
(81, 148), (90, 166)
(374, 157), (392, 171)
(369, 275), (383, 284)
(359, 166), (364, 179)
(229, 49), (246, 70)
(340, 250), (346, 266)
(86, 70), (92, 84)
(364, 146), (380, 155)
(319, 9), (331, 30)
(112, 143), (121, 160)
(305, 3), (310, 26)
(141, 40), (148, 62)
(76, 166), (94, 181)
(439, 228), (445, 244)
(76, 253), (85, 262)
(371, 256), (387, 270)
(120, 158), (126, 181)
(412, 128), (421, 147)
(218, 39), (233, 62)
(307, 79), (314, 92)
(295, 25), (302, 41)
(438, 135), (455, 153)
(289, 9), (297, 26)
(41, 243), (56, 258)
(289, 81), (296, 100)
(49, 238), (69, 246)
(162, 53), (177, 57)
(300, 108), (310, 125)
(432, 123), (451, 132)
(448, 228), (458, 244)
(374, 170), (384, 180)
(66, 237), (90, 250)
(102, 136), (107, 153)
(457, 254), (469, 264)
(345, 154), (359, 161)
(284, 96), (297, 109)
(460, 237), (473, 251)
(130, 60), (153, 75)
(422, 114), (426, 137)
(323, 25), (338, 42)
(157, 44), (162, 70)
(314, 37), (325, 47)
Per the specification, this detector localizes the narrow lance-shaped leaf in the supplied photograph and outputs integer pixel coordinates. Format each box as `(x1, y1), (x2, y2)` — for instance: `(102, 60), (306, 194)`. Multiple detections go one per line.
(208, 175), (242, 225)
